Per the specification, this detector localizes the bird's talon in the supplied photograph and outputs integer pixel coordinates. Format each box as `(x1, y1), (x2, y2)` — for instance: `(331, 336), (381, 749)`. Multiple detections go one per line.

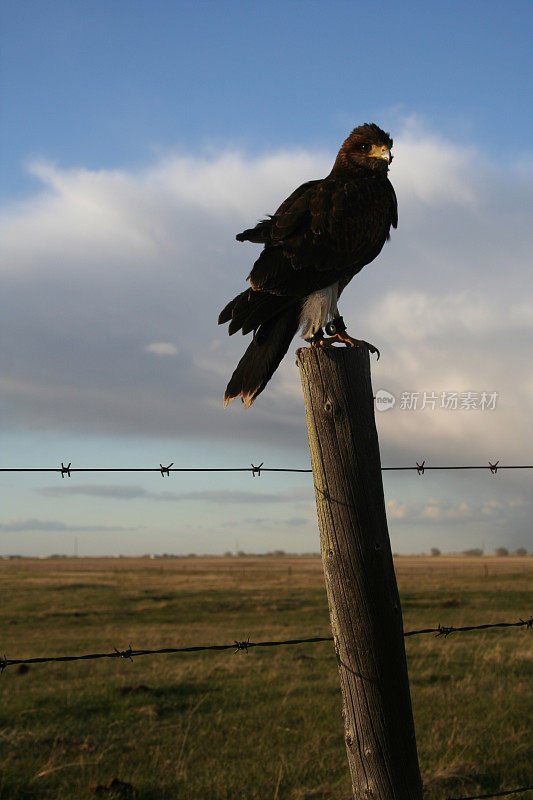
(362, 341), (380, 360)
(322, 332), (380, 359)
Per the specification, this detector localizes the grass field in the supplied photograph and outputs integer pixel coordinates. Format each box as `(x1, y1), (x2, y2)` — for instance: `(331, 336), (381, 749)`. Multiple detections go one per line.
(0, 555), (531, 800)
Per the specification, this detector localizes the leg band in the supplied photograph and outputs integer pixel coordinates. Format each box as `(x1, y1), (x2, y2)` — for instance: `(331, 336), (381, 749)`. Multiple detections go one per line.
(325, 316), (346, 336)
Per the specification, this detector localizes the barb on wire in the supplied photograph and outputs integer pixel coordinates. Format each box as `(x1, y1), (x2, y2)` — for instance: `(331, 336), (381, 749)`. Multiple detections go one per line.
(416, 460), (425, 475)
(160, 462), (173, 477)
(60, 462), (71, 478)
(436, 624), (455, 638)
(447, 786), (533, 800)
(114, 644), (134, 662)
(489, 460), (499, 474)
(234, 637), (251, 654)
(1, 618), (530, 673)
(251, 462), (263, 477)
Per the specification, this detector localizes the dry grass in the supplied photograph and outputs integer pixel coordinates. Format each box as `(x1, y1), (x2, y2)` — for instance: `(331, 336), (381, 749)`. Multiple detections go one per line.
(0, 555), (531, 799)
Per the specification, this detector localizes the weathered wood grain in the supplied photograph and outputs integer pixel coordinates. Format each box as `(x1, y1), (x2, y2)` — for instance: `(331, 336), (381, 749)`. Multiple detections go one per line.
(297, 345), (423, 800)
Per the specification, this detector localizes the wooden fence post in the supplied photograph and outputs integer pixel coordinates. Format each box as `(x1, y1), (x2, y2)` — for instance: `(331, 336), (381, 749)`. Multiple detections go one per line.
(297, 345), (423, 800)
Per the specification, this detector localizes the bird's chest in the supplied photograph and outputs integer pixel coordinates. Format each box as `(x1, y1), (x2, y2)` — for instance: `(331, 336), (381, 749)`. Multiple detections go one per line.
(335, 182), (391, 245)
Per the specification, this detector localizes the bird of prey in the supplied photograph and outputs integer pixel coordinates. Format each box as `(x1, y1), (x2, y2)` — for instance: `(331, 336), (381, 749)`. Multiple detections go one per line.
(219, 123), (397, 408)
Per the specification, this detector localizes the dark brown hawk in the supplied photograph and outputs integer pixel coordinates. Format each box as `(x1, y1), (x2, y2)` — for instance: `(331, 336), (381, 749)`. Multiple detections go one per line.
(219, 123), (397, 408)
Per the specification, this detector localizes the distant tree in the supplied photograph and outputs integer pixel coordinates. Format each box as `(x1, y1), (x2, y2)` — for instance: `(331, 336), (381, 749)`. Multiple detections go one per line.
(462, 548), (483, 557)
(223, 551), (233, 557)
(237, 550), (247, 557)
(494, 547), (509, 556)
(273, 549), (286, 557)
(430, 547), (441, 557)
(514, 547), (528, 556)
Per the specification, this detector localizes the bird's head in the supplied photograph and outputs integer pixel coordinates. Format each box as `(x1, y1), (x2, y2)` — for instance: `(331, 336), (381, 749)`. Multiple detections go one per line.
(334, 123), (393, 173)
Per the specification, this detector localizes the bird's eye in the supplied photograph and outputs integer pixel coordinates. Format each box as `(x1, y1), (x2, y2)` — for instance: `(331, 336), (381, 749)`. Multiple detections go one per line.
(360, 143), (370, 152)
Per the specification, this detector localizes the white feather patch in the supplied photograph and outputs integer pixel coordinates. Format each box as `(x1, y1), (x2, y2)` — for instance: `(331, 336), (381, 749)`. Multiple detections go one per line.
(299, 282), (339, 339)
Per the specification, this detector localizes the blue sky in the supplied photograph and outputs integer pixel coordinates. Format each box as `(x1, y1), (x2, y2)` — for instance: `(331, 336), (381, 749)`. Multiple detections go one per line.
(3, 0), (532, 196)
(1, 0), (532, 556)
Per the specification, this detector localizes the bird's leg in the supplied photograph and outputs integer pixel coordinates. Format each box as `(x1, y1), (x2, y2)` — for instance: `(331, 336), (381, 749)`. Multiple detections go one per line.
(306, 328), (331, 348)
(322, 317), (380, 359)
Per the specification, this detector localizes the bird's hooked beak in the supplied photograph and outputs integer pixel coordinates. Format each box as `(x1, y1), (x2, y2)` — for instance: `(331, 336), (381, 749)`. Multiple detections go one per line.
(370, 144), (392, 163)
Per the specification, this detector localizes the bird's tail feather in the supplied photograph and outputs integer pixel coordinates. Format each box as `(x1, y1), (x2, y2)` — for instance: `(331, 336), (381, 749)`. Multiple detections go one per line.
(223, 305), (300, 409)
(218, 288), (294, 336)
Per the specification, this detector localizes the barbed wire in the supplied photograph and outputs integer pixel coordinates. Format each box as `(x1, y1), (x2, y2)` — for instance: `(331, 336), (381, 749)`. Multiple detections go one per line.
(404, 618), (532, 637)
(1, 461), (532, 477)
(1, 617), (530, 673)
(447, 787), (533, 800)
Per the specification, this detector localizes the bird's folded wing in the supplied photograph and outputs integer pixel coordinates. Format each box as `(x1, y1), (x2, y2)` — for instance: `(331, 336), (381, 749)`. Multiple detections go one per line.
(236, 179), (322, 244)
(248, 179), (383, 294)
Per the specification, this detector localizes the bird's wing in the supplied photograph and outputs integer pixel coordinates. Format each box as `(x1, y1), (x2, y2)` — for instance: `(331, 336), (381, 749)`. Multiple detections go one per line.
(248, 176), (395, 295)
(236, 179), (323, 244)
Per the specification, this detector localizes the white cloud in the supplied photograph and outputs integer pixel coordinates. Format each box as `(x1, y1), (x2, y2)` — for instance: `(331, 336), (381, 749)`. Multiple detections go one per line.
(145, 342), (180, 356)
(392, 129), (479, 205)
(386, 496), (527, 525)
(1, 122), (532, 466)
